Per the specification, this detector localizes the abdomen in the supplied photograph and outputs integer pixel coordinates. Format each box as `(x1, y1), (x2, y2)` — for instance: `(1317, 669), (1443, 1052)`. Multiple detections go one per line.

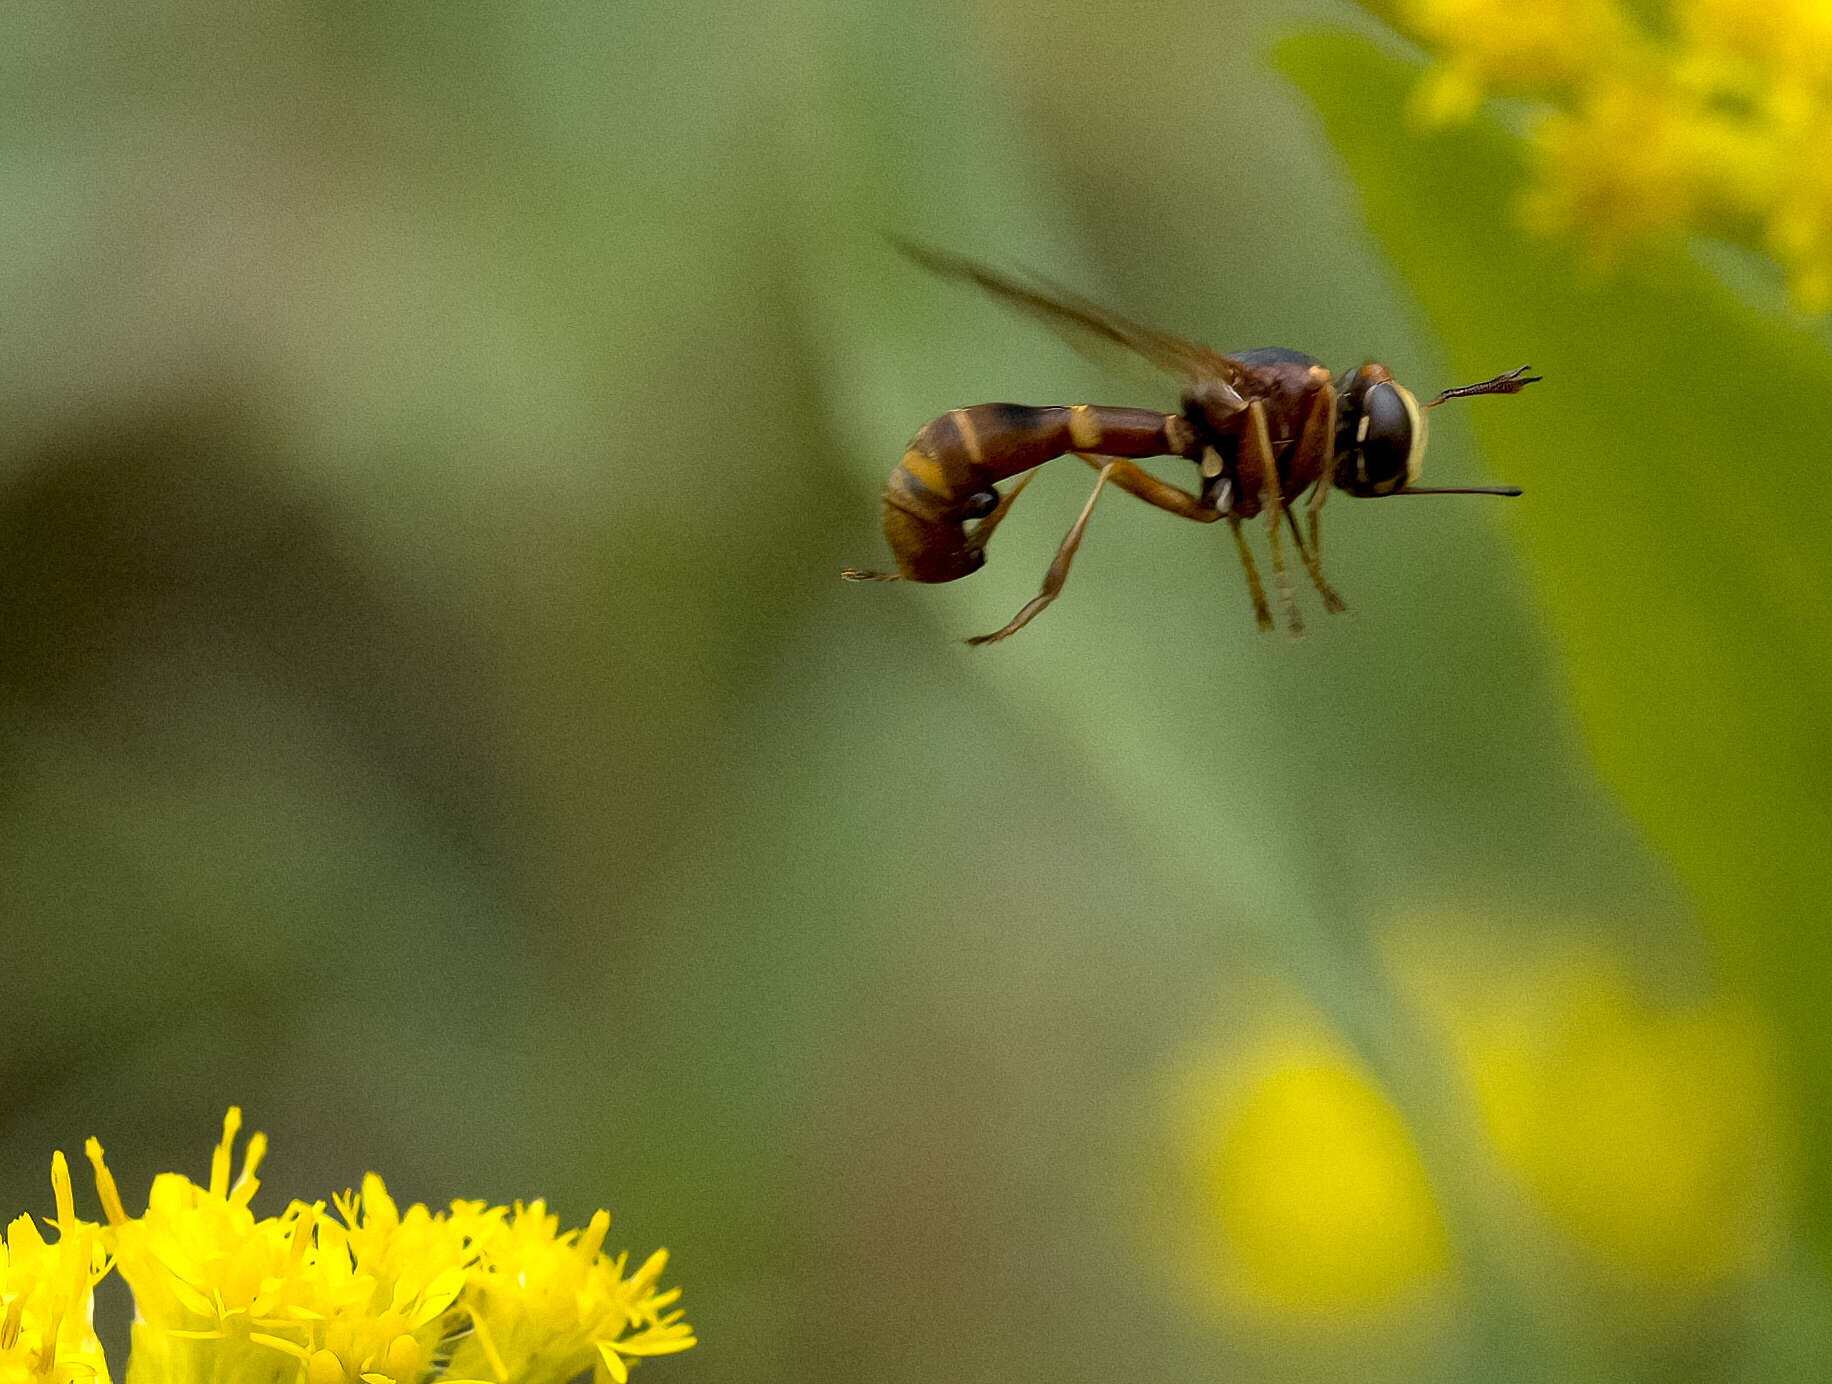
(880, 403), (1190, 582)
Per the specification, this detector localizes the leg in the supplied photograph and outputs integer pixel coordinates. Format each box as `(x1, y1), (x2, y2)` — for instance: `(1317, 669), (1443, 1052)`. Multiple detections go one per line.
(1070, 453), (1220, 522)
(1243, 402), (1301, 634)
(1288, 495), (1347, 613)
(1306, 476), (1327, 572)
(1072, 449), (1289, 635)
(1070, 449), (1275, 631)
(1295, 381), (1337, 528)
(967, 462), (1117, 646)
(1227, 516), (1273, 631)
(1307, 471), (1330, 524)
(966, 467), (1039, 555)
(1289, 389), (1347, 614)
(841, 468), (1040, 582)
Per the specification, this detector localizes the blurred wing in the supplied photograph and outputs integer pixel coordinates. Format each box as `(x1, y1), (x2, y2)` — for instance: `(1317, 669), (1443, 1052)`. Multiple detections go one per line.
(892, 237), (1249, 395)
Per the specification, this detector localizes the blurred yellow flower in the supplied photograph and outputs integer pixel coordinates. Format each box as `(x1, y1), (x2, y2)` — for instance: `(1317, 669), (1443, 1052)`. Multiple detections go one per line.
(1392, 931), (1789, 1299)
(0, 1155), (110, 1384)
(1390, 0), (1832, 309)
(1402, 0), (1634, 123)
(1161, 1016), (1451, 1325)
(74, 1108), (693, 1384)
(1155, 931), (1789, 1346)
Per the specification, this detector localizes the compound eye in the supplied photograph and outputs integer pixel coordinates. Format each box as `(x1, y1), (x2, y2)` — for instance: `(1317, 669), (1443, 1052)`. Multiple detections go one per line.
(1356, 383), (1414, 495)
(961, 489), (1000, 519)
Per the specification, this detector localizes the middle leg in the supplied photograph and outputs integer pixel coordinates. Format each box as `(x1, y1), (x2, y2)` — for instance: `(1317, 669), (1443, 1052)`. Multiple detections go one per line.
(1073, 450), (1283, 634)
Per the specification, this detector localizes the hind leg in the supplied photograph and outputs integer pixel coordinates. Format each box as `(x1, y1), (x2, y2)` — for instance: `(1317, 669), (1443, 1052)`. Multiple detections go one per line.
(968, 461), (1118, 645)
(842, 469), (1040, 582)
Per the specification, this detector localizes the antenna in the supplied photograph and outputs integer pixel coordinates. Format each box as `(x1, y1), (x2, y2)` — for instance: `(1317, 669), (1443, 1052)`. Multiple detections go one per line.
(1426, 366), (1541, 407)
(1396, 485), (1523, 497)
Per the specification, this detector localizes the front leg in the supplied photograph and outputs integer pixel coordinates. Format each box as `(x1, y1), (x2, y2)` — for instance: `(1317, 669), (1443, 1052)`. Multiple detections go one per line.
(1290, 386), (1347, 614)
(1282, 511), (1344, 615)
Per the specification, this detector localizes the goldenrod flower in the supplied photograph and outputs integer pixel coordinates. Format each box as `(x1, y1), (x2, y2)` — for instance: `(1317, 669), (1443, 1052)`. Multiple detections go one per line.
(74, 1109), (692, 1384)
(1401, 0), (1635, 124)
(1386, 0), (1832, 309)
(1389, 929), (1789, 1301)
(1461, 961), (1783, 1294)
(1158, 1012), (1451, 1326)
(446, 1204), (694, 1384)
(0, 1154), (111, 1384)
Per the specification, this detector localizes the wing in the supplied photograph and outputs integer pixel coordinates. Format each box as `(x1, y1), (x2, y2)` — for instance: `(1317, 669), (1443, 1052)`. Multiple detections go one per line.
(892, 237), (1249, 399)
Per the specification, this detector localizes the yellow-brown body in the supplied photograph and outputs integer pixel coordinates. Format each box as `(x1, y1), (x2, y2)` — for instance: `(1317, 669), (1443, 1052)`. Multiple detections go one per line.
(846, 241), (1532, 641)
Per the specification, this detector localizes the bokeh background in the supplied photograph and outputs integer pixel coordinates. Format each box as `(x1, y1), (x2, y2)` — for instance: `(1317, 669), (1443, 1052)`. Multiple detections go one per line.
(5, 1), (1830, 1381)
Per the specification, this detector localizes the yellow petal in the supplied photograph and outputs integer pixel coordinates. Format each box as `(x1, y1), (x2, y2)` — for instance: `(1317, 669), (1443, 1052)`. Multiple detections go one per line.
(596, 1343), (631, 1384)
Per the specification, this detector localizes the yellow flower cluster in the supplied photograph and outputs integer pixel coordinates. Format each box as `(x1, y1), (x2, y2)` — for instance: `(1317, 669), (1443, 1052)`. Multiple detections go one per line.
(4, 1110), (693, 1384)
(1, 1155), (111, 1384)
(1394, 0), (1832, 309)
(1157, 934), (1787, 1332)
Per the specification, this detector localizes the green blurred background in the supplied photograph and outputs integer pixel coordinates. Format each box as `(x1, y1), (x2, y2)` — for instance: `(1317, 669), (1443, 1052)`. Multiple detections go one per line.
(4, 1), (1827, 1381)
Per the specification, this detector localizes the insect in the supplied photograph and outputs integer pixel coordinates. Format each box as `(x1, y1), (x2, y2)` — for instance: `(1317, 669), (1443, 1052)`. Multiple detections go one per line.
(842, 241), (1538, 643)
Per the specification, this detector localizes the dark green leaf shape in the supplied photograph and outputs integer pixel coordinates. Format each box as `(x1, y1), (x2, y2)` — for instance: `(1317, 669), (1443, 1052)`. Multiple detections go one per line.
(1279, 31), (1832, 1248)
